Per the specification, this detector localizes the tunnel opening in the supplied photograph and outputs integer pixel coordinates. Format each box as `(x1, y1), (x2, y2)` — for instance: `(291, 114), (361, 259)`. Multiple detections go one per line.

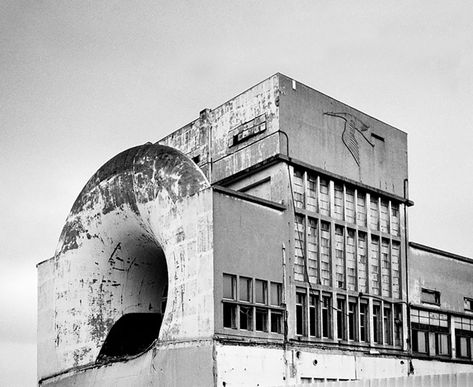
(96, 242), (168, 363)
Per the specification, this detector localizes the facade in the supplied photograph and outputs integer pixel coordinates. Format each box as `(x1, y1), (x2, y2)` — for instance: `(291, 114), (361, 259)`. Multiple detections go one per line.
(37, 74), (473, 386)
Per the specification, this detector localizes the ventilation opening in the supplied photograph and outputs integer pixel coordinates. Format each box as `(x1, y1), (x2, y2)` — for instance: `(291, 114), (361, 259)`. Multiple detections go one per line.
(96, 242), (168, 363)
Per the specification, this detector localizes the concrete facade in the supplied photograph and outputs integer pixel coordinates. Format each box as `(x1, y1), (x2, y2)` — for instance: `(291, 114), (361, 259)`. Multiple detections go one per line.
(38, 74), (473, 385)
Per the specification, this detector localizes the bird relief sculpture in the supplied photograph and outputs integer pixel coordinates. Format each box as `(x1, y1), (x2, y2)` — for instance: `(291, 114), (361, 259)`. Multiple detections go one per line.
(324, 112), (374, 166)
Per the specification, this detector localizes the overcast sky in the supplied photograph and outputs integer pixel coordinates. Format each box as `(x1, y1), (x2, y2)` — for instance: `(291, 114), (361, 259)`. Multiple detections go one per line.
(1, 1), (472, 385)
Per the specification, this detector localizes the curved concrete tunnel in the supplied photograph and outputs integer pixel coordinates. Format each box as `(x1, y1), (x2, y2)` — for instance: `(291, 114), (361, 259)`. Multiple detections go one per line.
(38, 143), (214, 379)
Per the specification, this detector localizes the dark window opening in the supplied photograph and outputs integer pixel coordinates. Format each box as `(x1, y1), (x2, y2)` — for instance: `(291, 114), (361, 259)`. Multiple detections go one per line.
(309, 295), (318, 337)
(412, 329), (429, 354)
(223, 303), (237, 329)
(348, 301), (357, 341)
(322, 295), (331, 338)
(360, 302), (368, 342)
(271, 311), (283, 333)
(255, 308), (268, 332)
(296, 292), (306, 335)
(97, 313), (162, 363)
(337, 298), (346, 340)
(191, 155), (201, 164)
(240, 306), (253, 330)
(394, 304), (403, 347)
(465, 297), (473, 312)
(373, 304), (382, 344)
(384, 305), (392, 345)
(456, 335), (471, 359)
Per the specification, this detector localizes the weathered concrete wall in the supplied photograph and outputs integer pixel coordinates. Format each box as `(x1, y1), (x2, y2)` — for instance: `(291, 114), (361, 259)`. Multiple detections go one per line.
(41, 340), (214, 387)
(408, 243), (473, 312)
(38, 144), (214, 382)
(216, 344), (473, 385)
(278, 74), (408, 198)
(159, 74), (281, 184)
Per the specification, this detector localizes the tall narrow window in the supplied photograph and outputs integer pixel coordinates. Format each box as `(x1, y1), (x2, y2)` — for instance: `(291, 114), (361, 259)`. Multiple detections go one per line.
(223, 274), (236, 299)
(369, 196), (379, 231)
(334, 183), (344, 220)
(384, 304), (393, 345)
(380, 200), (389, 233)
(255, 308), (268, 332)
(240, 306), (253, 330)
(320, 222), (331, 286)
(358, 232), (368, 293)
(309, 294), (319, 337)
(391, 203), (400, 236)
(223, 304), (237, 329)
(294, 215), (305, 282)
(345, 188), (355, 224)
(255, 279), (267, 304)
(394, 304), (403, 347)
(307, 174), (317, 212)
(337, 298), (346, 340)
(296, 292), (306, 336)
(373, 303), (382, 344)
(270, 282), (282, 306)
(370, 236), (380, 295)
(357, 191), (367, 227)
(307, 218), (318, 284)
(381, 239), (391, 297)
(223, 274), (237, 329)
(293, 169), (304, 208)
(335, 226), (345, 289)
(348, 300), (357, 341)
(319, 178), (330, 216)
(360, 301), (368, 342)
(346, 229), (356, 291)
(391, 242), (401, 299)
(271, 310), (283, 334)
(322, 294), (332, 339)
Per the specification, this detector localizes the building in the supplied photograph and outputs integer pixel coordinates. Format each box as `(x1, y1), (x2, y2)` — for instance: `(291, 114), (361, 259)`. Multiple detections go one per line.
(37, 74), (473, 386)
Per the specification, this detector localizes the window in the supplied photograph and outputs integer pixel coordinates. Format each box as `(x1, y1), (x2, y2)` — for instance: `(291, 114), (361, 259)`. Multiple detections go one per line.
(270, 282), (282, 306)
(421, 289), (440, 306)
(240, 306), (253, 330)
(360, 301), (368, 342)
(320, 222), (331, 286)
(296, 292), (306, 336)
(384, 304), (393, 345)
(271, 310), (283, 334)
(293, 169), (304, 208)
(348, 300), (357, 341)
(335, 226), (345, 289)
(255, 279), (267, 304)
(337, 298), (346, 340)
(456, 335), (471, 359)
(240, 277), (252, 302)
(223, 303), (236, 329)
(394, 304), (403, 347)
(370, 236), (380, 295)
(357, 191), (367, 227)
(358, 232), (368, 293)
(455, 317), (473, 359)
(294, 215), (305, 282)
(436, 332), (450, 356)
(255, 308), (268, 332)
(412, 329), (429, 354)
(373, 303), (382, 344)
(322, 294), (332, 339)
(223, 274), (236, 299)
(309, 294), (319, 337)
(334, 183), (344, 220)
(411, 309), (450, 356)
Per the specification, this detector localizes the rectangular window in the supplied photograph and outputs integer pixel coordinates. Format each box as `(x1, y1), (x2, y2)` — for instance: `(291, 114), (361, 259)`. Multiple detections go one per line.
(412, 329), (428, 354)
(255, 279), (267, 304)
(223, 274), (236, 299)
(346, 229), (356, 291)
(370, 236), (380, 295)
(296, 292), (306, 336)
(369, 196), (379, 231)
(307, 174), (317, 212)
(380, 200), (389, 233)
(360, 301), (368, 342)
(320, 221), (331, 286)
(223, 303), (237, 329)
(357, 191), (367, 227)
(391, 203), (400, 236)
(271, 310), (283, 334)
(322, 294), (332, 339)
(239, 277), (252, 302)
(381, 239), (391, 297)
(335, 226), (345, 289)
(319, 178), (330, 216)
(293, 169), (304, 208)
(394, 304), (403, 347)
(334, 183), (344, 220)
(384, 304), (393, 345)
(358, 232), (368, 293)
(337, 298), (346, 340)
(436, 333), (450, 356)
(456, 335), (471, 359)
(294, 215), (305, 282)
(345, 188), (355, 224)
(421, 288), (440, 306)
(348, 300), (357, 341)
(270, 282), (282, 306)
(373, 303), (382, 344)
(309, 294), (319, 337)
(239, 305), (253, 330)
(391, 242), (401, 299)
(307, 218), (318, 283)
(255, 308), (268, 332)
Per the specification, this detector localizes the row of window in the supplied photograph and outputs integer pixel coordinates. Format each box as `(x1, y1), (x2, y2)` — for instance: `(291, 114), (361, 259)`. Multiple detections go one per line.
(292, 169), (401, 236)
(294, 216), (401, 299)
(420, 288), (473, 315)
(411, 309), (473, 360)
(295, 290), (403, 347)
(222, 274), (284, 334)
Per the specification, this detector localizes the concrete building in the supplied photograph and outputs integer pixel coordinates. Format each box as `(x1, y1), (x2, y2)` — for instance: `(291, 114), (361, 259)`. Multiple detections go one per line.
(37, 74), (473, 386)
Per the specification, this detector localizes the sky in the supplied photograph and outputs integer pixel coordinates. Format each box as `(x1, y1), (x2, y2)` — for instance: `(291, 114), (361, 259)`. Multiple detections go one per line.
(1, 1), (472, 385)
